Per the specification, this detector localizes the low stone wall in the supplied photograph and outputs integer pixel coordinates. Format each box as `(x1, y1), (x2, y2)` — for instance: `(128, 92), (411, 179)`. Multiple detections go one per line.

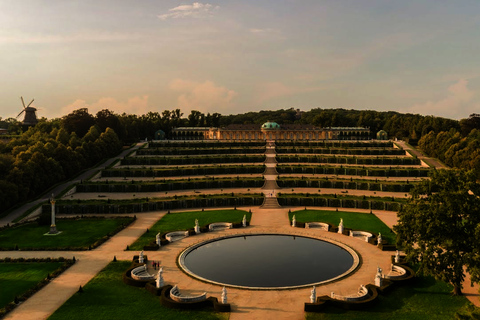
(131, 265), (155, 281)
(331, 285), (369, 302)
(305, 222), (329, 231)
(349, 230), (373, 242)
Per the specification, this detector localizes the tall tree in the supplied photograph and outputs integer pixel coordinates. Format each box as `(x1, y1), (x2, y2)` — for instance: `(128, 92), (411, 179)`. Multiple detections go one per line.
(395, 169), (480, 295)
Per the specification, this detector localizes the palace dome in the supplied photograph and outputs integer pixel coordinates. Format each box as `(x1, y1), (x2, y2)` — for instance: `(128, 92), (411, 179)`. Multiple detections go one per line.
(261, 121), (280, 130)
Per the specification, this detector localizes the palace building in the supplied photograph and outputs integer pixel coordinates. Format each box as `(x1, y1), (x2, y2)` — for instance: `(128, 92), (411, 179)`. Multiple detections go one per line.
(170, 122), (371, 141)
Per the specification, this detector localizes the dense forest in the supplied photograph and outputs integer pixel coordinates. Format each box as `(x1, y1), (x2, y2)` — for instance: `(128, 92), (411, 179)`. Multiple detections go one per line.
(1, 107), (479, 213)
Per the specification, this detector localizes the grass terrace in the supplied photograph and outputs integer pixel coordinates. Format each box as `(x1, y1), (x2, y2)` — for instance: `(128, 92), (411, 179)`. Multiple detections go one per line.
(0, 261), (64, 312)
(275, 147), (405, 156)
(121, 154), (266, 166)
(137, 146), (266, 155)
(306, 274), (475, 320)
(129, 209), (251, 250)
(277, 177), (415, 192)
(276, 155), (420, 166)
(289, 209), (396, 244)
(0, 217), (134, 250)
(275, 141), (394, 148)
(49, 261), (227, 320)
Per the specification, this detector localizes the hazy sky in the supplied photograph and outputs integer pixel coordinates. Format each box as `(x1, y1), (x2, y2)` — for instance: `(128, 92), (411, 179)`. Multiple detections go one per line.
(1, 0), (480, 120)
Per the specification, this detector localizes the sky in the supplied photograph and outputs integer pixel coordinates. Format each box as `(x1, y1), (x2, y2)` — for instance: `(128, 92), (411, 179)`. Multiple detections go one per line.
(1, 0), (480, 120)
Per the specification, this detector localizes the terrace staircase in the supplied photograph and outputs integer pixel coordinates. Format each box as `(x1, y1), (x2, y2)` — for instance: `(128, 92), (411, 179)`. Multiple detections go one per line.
(261, 196), (281, 209)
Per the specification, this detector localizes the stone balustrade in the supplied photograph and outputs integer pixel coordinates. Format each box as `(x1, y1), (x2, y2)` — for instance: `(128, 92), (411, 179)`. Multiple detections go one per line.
(208, 222), (233, 231)
(165, 231), (189, 242)
(349, 230), (373, 242)
(169, 285), (207, 303)
(305, 222), (329, 231)
(131, 264), (155, 281)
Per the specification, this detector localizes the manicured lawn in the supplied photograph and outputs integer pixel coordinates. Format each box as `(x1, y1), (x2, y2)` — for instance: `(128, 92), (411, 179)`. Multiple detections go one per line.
(48, 261), (228, 320)
(0, 262), (63, 309)
(129, 209), (251, 250)
(306, 275), (474, 320)
(289, 209), (396, 244)
(0, 217), (133, 250)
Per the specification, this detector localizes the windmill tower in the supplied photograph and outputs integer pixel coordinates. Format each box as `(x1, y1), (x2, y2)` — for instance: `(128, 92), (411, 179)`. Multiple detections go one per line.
(17, 97), (38, 126)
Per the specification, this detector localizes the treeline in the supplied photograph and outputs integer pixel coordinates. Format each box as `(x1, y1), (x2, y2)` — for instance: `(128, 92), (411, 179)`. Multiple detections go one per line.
(0, 120), (122, 213)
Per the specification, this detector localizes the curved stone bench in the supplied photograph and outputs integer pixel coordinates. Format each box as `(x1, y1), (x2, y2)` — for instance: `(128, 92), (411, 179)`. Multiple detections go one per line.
(331, 285), (370, 302)
(170, 285), (207, 303)
(305, 222), (329, 231)
(209, 222), (233, 231)
(165, 231), (189, 242)
(131, 265), (155, 281)
(349, 230), (373, 242)
(385, 264), (407, 280)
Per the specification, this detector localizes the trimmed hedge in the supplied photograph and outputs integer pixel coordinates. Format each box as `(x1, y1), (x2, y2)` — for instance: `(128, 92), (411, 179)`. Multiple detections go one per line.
(137, 147), (265, 156)
(41, 194), (264, 214)
(121, 155), (266, 165)
(277, 193), (403, 211)
(77, 178), (264, 193)
(276, 155), (420, 166)
(276, 141), (393, 148)
(277, 165), (430, 177)
(277, 178), (415, 192)
(102, 165), (265, 178)
(276, 147), (405, 156)
(149, 141), (265, 148)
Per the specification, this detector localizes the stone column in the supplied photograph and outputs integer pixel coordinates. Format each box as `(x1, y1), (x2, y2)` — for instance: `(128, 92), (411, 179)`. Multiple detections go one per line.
(49, 195), (58, 234)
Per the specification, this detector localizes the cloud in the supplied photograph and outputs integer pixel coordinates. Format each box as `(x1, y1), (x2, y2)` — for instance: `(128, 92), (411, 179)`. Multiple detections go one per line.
(169, 79), (237, 114)
(408, 79), (476, 119)
(158, 2), (219, 20)
(255, 82), (325, 104)
(61, 96), (152, 116)
(0, 31), (146, 45)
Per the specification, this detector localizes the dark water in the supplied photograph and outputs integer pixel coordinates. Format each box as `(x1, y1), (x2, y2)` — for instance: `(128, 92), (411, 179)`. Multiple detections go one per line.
(183, 234), (354, 288)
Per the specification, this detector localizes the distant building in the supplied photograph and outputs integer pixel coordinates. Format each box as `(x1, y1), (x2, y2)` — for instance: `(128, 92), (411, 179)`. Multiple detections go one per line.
(170, 121), (370, 141)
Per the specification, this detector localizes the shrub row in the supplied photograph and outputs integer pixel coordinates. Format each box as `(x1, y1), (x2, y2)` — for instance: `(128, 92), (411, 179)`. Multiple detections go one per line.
(275, 141), (393, 148)
(276, 155), (420, 165)
(277, 178), (414, 192)
(277, 194), (403, 211)
(148, 141), (265, 148)
(275, 147), (405, 156)
(121, 155), (266, 165)
(77, 178), (264, 193)
(277, 165), (430, 177)
(0, 258), (76, 318)
(41, 195), (264, 214)
(102, 165), (265, 178)
(137, 147), (265, 156)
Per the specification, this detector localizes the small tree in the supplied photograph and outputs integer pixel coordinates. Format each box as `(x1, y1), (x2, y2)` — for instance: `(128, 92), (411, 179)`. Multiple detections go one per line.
(395, 169), (480, 295)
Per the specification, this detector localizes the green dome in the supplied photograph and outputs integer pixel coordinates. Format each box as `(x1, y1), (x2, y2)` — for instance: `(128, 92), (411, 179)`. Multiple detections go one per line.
(261, 121), (280, 130)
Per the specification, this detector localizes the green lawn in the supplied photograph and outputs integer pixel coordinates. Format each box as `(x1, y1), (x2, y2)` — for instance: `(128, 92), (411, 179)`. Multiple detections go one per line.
(0, 217), (133, 250)
(289, 209), (396, 244)
(48, 261), (228, 320)
(129, 209), (251, 250)
(0, 262), (63, 309)
(306, 275), (474, 320)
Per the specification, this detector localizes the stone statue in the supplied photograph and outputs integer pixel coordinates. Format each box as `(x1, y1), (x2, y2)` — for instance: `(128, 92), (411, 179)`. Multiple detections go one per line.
(221, 286), (227, 304)
(310, 286), (316, 303)
(395, 250), (400, 263)
(156, 267), (164, 288)
(375, 266), (383, 287)
(156, 233), (161, 246)
(338, 218), (344, 234)
(139, 250), (144, 263)
(242, 215), (247, 227)
(292, 215), (296, 227)
(194, 219), (201, 234)
(377, 232), (382, 246)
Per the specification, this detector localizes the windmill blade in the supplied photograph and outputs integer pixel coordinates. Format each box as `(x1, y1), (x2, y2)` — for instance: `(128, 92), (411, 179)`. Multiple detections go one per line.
(20, 96), (26, 109)
(17, 109), (25, 118)
(26, 99), (34, 108)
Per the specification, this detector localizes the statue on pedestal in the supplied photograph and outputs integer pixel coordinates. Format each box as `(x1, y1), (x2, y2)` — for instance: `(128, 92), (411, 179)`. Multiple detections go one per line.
(194, 219), (201, 234)
(310, 286), (316, 303)
(156, 233), (161, 246)
(156, 267), (164, 288)
(377, 232), (382, 246)
(395, 250), (401, 263)
(292, 215), (296, 227)
(139, 250), (144, 263)
(221, 286), (227, 304)
(242, 215), (247, 227)
(49, 194), (58, 234)
(338, 218), (344, 234)
(375, 266), (383, 287)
